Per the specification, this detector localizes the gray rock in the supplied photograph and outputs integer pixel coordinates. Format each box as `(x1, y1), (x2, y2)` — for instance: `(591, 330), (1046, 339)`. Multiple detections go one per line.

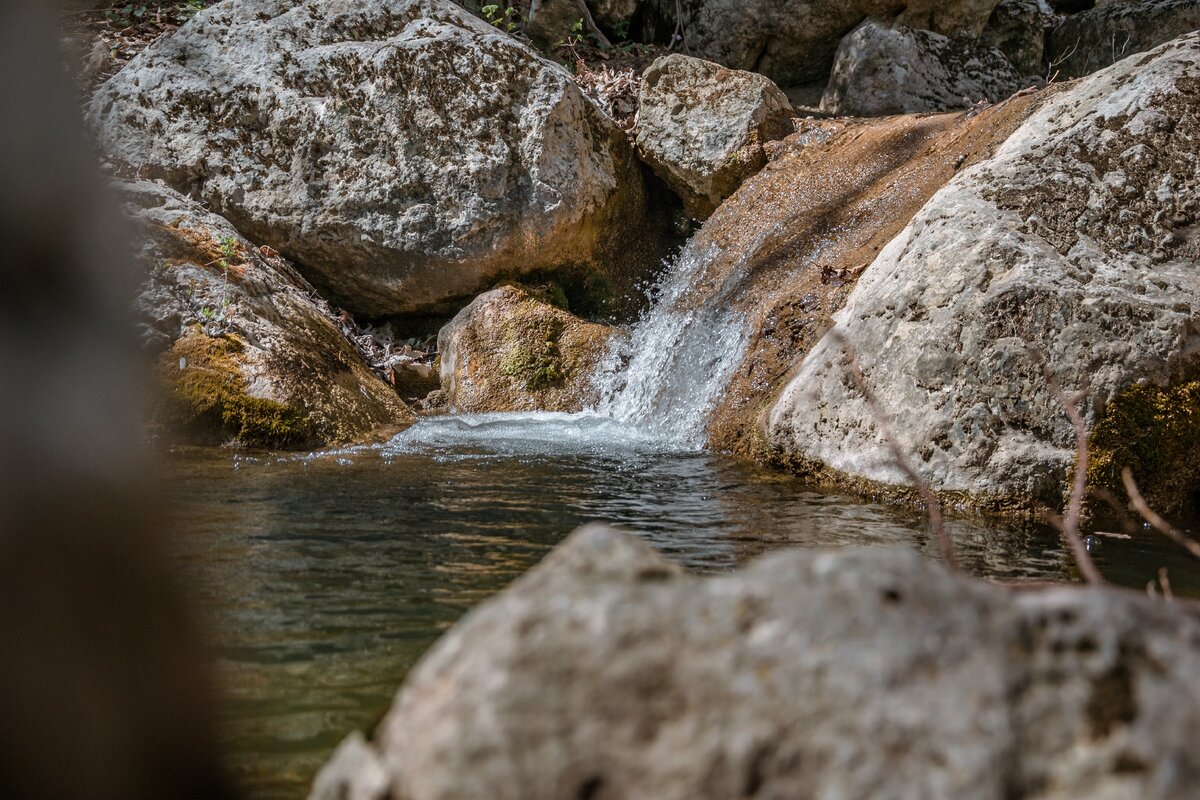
(311, 525), (1200, 800)
(770, 33), (1200, 510)
(124, 180), (413, 447)
(821, 20), (1032, 116)
(90, 0), (658, 318)
(1048, 0), (1200, 79)
(527, 0), (641, 45)
(438, 285), (623, 413)
(635, 54), (793, 218)
(645, 0), (1002, 87)
(983, 0), (1054, 76)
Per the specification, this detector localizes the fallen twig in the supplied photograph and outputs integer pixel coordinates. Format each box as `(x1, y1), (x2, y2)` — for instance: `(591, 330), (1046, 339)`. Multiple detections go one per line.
(1044, 368), (1105, 585)
(1122, 468), (1200, 561)
(833, 333), (957, 570)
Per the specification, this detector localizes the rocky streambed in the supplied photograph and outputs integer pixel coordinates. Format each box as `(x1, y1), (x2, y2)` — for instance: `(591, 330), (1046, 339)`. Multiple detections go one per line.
(69, 0), (1200, 797)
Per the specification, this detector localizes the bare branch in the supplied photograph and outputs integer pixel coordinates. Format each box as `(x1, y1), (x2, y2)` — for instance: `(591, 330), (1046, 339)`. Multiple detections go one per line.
(1044, 369), (1105, 585)
(1159, 567), (1174, 602)
(833, 333), (957, 571)
(1122, 468), (1200, 561)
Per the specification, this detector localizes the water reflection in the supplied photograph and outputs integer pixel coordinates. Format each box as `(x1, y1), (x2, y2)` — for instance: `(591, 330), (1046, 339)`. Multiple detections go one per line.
(168, 437), (1197, 799)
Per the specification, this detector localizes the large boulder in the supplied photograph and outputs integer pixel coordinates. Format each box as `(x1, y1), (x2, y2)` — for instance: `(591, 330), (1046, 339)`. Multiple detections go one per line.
(126, 180), (413, 448)
(438, 285), (622, 413)
(645, 0), (1002, 87)
(983, 0), (1054, 76)
(90, 0), (665, 318)
(635, 54), (793, 218)
(822, 20), (1033, 116)
(767, 34), (1200, 513)
(1048, 0), (1200, 79)
(310, 525), (1200, 800)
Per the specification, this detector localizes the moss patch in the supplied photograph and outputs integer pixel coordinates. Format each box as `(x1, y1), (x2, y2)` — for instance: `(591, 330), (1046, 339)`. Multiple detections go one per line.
(160, 330), (310, 448)
(500, 307), (567, 392)
(1089, 381), (1200, 516)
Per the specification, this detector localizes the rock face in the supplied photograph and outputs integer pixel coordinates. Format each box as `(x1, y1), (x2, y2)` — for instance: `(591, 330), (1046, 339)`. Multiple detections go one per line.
(126, 180), (413, 448)
(310, 525), (1200, 800)
(90, 0), (663, 318)
(983, 0), (1053, 76)
(690, 93), (1049, 457)
(438, 285), (621, 413)
(635, 55), (793, 218)
(822, 20), (1032, 116)
(1048, 0), (1200, 79)
(768, 34), (1200, 512)
(647, 0), (1002, 87)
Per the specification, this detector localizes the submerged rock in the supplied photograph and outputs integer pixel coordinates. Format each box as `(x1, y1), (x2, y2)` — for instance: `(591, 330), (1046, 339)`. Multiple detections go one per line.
(822, 20), (1033, 116)
(126, 181), (413, 448)
(438, 285), (622, 413)
(643, 0), (1002, 87)
(768, 34), (1200, 513)
(90, 0), (665, 318)
(635, 54), (793, 219)
(311, 525), (1200, 800)
(1048, 0), (1200, 79)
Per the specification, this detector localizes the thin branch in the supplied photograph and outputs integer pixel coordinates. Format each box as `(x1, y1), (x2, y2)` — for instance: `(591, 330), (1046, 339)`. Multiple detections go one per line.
(1122, 468), (1200, 561)
(1159, 567), (1174, 602)
(833, 333), (957, 571)
(572, 0), (612, 48)
(1044, 369), (1105, 585)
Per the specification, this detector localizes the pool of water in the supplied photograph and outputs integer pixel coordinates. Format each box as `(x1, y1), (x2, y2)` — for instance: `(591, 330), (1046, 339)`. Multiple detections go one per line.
(167, 413), (1200, 799)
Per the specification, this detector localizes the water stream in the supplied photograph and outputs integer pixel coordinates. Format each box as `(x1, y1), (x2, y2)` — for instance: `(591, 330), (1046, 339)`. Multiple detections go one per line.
(170, 249), (1200, 798)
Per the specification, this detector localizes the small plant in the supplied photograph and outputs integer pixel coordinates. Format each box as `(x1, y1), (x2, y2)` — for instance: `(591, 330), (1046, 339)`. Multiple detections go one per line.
(481, 4), (521, 34)
(179, 0), (210, 18)
(105, 3), (150, 26)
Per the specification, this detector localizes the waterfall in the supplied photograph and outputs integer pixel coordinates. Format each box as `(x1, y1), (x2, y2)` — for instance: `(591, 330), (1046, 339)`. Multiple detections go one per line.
(387, 242), (753, 455)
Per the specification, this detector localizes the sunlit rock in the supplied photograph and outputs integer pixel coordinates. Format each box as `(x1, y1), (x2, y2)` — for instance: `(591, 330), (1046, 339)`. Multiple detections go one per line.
(90, 0), (666, 318)
(438, 285), (623, 413)
(768, 34), (1200, 513)
(126, 180), (413, 448)
(635, 54), (794, 218)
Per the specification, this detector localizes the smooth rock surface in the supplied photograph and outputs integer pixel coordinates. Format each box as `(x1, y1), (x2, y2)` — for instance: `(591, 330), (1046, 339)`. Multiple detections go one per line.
(126, 180), (413, 448)
(822, 20), (1031, 116)
(769, 34), (1200, 510)
(646, 0), (1002, 87)
(91, 0), (660, 318)
(311, 525), (1200, 800)
(1048, 0), (1200, 79)
(635, 54), (793, 218)
(438, 285), (622, 413)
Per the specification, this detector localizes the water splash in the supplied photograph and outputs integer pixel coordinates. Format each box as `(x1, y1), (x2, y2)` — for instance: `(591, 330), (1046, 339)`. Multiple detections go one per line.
(390, 245), (751, 455)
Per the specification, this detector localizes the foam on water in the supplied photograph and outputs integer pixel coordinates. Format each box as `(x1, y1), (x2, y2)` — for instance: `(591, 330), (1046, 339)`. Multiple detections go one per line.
(389, 246), (752, 456)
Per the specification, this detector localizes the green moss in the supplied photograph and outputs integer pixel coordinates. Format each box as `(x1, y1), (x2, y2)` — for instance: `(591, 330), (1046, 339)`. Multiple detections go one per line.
(161, 330), (310, 448)
(499, 307), (567, 392)
(1088, 381), (1200, 516)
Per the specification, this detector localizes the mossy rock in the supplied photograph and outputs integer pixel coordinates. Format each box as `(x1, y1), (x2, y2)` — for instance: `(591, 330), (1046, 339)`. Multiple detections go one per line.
(1089, 381), (1200, 517)
(159, 330), (311, 448)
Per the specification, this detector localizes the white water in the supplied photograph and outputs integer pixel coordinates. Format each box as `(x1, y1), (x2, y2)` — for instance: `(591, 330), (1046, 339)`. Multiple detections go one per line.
(388, 246), (752, 456)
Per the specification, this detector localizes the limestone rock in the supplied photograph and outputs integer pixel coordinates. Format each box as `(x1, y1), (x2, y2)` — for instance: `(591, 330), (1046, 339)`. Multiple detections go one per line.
(822, 20), (1032, 116)
(645, 0), (1002, 87)
(438, 285), (622, 413)
(635, 54), (793, 218)
(125, 180), (413, 448)
(312, 525), (1200, 800)
(768, 34), (1200, 512)
(90, 0), (662, 318)
(527, 0), (641, 45)
(1048, 0), (1200, 79)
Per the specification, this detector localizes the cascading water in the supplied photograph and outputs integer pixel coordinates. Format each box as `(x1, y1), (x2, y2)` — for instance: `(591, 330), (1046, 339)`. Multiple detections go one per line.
(387, 243), (753, 456)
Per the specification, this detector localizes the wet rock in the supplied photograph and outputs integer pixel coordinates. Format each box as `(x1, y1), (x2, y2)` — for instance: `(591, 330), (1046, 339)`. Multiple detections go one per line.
(90, 0), (663, 318)
(635, 54), (793, 218)
(438, 285), (622, 413)
(644, 0), (1002, 87)
(1048, 0), (1200, 79)
(125, 180), (413, 448)
(768, 34), (1200, 513)
(983, 0), (1054, 76)
(312, 525), (1200, 800)
(822, 20), (1033, 116)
